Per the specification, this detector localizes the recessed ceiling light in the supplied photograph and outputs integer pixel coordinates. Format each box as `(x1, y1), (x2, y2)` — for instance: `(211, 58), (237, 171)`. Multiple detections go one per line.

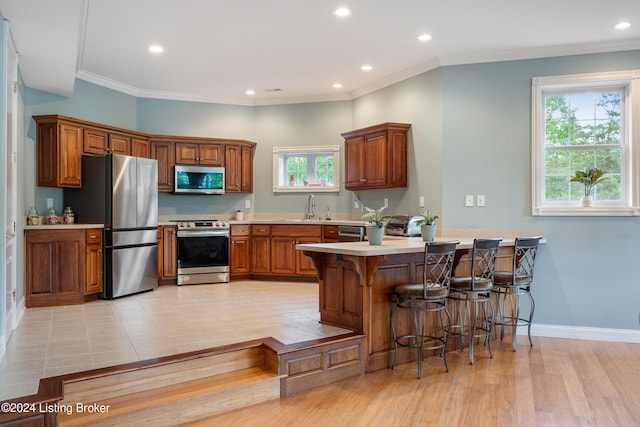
(149, 45), (163, 53)
(333, 7), (351, 17)
(417, 34), (432, 42)
(245, 90), (256, 95)
(332, 83), (343, 89)
(615, 22), (631, 30)
(361, 65), (373, 71)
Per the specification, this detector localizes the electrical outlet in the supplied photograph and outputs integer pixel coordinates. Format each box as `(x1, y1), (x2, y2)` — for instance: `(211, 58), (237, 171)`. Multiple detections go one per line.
(419, 196), (425, 208)
(465, 195), (474, 207)
(47, 198), (53, 209)
(383, 198), (389, 208)
(244, 199), (251, 209)
(477, 195), (485, 207)
(354, 201), (359, 209)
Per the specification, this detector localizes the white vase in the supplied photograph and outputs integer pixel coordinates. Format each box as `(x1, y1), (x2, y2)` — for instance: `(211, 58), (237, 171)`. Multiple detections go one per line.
(421, 224), (437, 242)
(581, 195), (593, 207)
(366, 226), (384, 245)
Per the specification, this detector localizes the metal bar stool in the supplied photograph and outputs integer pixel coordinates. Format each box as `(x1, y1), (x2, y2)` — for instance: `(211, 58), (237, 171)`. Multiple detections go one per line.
(491, 236), (542, 351)
(446, 238), (502, 365)
(390, 241), (459, 379)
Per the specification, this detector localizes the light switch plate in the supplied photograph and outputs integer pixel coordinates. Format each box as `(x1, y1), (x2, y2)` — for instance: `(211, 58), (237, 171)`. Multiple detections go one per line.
(465, 195), (474, 207)
(245, 199), (251, 209)
(383, 198), (389, 208)
(419, 196), (425, 208)
(477, 195), (485, 207)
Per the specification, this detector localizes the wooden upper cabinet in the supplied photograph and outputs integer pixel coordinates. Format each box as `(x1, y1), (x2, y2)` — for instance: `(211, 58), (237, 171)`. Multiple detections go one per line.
(342, 122), (410, 190)
(150, 140), (175, 192)
(225, 145), (241, 192)
(131, 137), (150, 158)
(109, 133), (131, 155)
(175, 142), (223, 165)
(83, 128), (108, 155)
(35, 116), (83, 188)
(241, 145), (254, 192)
(225, 144), (254, 193)
(34, 115), (255, 191)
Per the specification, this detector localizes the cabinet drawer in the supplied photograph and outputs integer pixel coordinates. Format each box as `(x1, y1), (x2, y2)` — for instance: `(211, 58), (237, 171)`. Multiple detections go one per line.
(323, 225), (339, 240)
(271, 224), (322, 237)
(231, 224), (250, 236)
(251, 225), (271, 236)
(86, 229), (103, 244)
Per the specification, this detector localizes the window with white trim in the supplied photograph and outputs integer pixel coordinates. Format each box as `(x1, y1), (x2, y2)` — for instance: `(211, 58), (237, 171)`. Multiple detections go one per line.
(531, 71), (640, 216)
(273, 145), (340, 192)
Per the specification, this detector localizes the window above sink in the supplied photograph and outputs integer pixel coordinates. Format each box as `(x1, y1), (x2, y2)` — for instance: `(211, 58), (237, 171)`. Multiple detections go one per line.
(272, 145), (340, 193)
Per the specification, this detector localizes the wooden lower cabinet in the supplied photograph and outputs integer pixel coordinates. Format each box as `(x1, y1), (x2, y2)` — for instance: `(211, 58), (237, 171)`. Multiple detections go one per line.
(85, 229), (103, 295)
(25, 228), (103, 308)
(230, 224), (251, 277)
(158, 225), (177, 281)
(250, 224), (321, 279)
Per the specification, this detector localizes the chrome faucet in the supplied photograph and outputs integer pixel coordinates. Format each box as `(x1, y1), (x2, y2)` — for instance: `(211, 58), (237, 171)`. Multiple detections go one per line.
(305, 194), (316, 220)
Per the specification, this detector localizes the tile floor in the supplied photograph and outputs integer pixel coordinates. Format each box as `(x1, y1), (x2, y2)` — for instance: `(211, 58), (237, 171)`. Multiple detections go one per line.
(0, 281), (349, 401)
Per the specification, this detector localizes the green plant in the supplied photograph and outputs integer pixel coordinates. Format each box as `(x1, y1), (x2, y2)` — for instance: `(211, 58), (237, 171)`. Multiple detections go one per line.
(415, 210), (439, 226)
(361, 206), (389, 229)
(570, 167), (608, 197)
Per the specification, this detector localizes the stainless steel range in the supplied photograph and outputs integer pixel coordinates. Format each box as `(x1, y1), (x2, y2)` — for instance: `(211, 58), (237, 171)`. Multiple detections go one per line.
(175, 219), (230, 285)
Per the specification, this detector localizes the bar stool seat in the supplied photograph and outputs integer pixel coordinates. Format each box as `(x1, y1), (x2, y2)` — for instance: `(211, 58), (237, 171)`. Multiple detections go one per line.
(492, 236), (542, 351)
(390, 241), (459, 379)
(446, 238), (502, 365)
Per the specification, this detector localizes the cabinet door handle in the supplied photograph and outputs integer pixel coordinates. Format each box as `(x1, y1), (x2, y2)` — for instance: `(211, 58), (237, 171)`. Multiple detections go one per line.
(360, 178), (367, 182)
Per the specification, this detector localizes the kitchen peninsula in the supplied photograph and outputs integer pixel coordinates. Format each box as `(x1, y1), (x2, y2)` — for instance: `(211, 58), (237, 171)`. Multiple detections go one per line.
(296, 230), (544, 372)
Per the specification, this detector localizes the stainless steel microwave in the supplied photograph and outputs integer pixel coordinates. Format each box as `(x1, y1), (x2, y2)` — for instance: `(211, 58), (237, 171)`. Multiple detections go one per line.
(174, 165), (225, 194)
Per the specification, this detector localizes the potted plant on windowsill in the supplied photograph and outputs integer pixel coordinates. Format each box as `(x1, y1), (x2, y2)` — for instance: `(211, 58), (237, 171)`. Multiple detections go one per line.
(570, 167), (607, 207)
(361, 206), (389, 245)
(415, 210), (439, 242)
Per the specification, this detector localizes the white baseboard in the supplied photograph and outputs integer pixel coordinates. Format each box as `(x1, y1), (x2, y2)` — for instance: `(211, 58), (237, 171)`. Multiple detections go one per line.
(528, 323), (640, 343)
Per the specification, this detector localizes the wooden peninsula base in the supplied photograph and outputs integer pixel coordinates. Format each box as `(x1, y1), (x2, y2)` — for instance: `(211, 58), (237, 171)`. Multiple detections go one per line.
(298, 231), (544, 373)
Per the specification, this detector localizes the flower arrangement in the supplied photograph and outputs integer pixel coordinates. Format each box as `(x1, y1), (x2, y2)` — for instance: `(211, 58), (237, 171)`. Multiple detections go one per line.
(361, 206), (389, 229)
(415, 210), (439, 226)
(570, 167), (607, 197)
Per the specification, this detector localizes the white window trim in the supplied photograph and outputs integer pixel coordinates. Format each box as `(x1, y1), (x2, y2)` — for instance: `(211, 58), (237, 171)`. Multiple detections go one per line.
(531, 70), (640, 216)
(272, 145), (340, 193)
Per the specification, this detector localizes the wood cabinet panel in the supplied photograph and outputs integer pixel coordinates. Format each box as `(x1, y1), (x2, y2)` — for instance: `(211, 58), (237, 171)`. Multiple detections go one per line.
(131, 137), (150, 158)
(25, 229), (85, 307)
(225, 145), (241, 192)
(83, 128), (108, 155)
(150, 141), (175, 192)
(231, 237), (251, 275)
(109, 133), (131, 155)
(176, 142), (223, 165)
(251, 236), (271, 274)
(160, 226), (177, 279)
(296, 237), (321, 276)
(323, 225), (339, 243)
(271, 236), (296, 274)
(85, 229), (103, 295)
(199, 144), (223, 165)
(241, 145), (254, 192)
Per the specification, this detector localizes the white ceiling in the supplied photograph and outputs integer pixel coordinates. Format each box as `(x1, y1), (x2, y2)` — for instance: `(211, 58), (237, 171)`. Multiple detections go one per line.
(1, 0), (639, 106)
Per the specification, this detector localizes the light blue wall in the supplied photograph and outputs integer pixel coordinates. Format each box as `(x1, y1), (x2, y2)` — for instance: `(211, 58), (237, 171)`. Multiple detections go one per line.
(439, 51), (640, 330)
(20, 49), (640, 331)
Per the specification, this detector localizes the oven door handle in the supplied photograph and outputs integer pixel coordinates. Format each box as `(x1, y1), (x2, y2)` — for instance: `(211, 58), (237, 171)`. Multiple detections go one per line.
(177, 230), (229, 237)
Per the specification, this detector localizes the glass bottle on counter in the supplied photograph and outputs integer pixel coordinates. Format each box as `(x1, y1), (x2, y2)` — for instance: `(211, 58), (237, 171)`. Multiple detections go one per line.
(27, 207), (40, 225)
(47, 207), (59, 225)
(63, 206), (75, 224)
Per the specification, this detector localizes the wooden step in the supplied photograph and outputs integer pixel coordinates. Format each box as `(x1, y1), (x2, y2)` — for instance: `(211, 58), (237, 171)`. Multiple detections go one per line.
(61, 346), (267, 404)
(59, 365), (281, 426)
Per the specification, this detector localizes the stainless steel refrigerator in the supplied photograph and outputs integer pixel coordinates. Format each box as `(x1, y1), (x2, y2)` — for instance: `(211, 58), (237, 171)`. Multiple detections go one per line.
(64, 154), (159, 299)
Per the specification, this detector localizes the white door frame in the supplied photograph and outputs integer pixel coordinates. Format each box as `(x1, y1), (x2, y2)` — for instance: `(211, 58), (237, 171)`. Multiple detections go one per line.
(1, 20), (19, 360)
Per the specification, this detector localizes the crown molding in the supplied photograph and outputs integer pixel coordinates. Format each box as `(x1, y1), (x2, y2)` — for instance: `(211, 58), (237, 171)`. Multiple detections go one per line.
(76, 40), (640, 107)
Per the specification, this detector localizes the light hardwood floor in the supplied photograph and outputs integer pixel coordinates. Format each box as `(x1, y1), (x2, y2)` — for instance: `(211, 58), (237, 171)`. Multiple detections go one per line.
(3, 281), (640, 426)
(188, 336), (640, 426)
